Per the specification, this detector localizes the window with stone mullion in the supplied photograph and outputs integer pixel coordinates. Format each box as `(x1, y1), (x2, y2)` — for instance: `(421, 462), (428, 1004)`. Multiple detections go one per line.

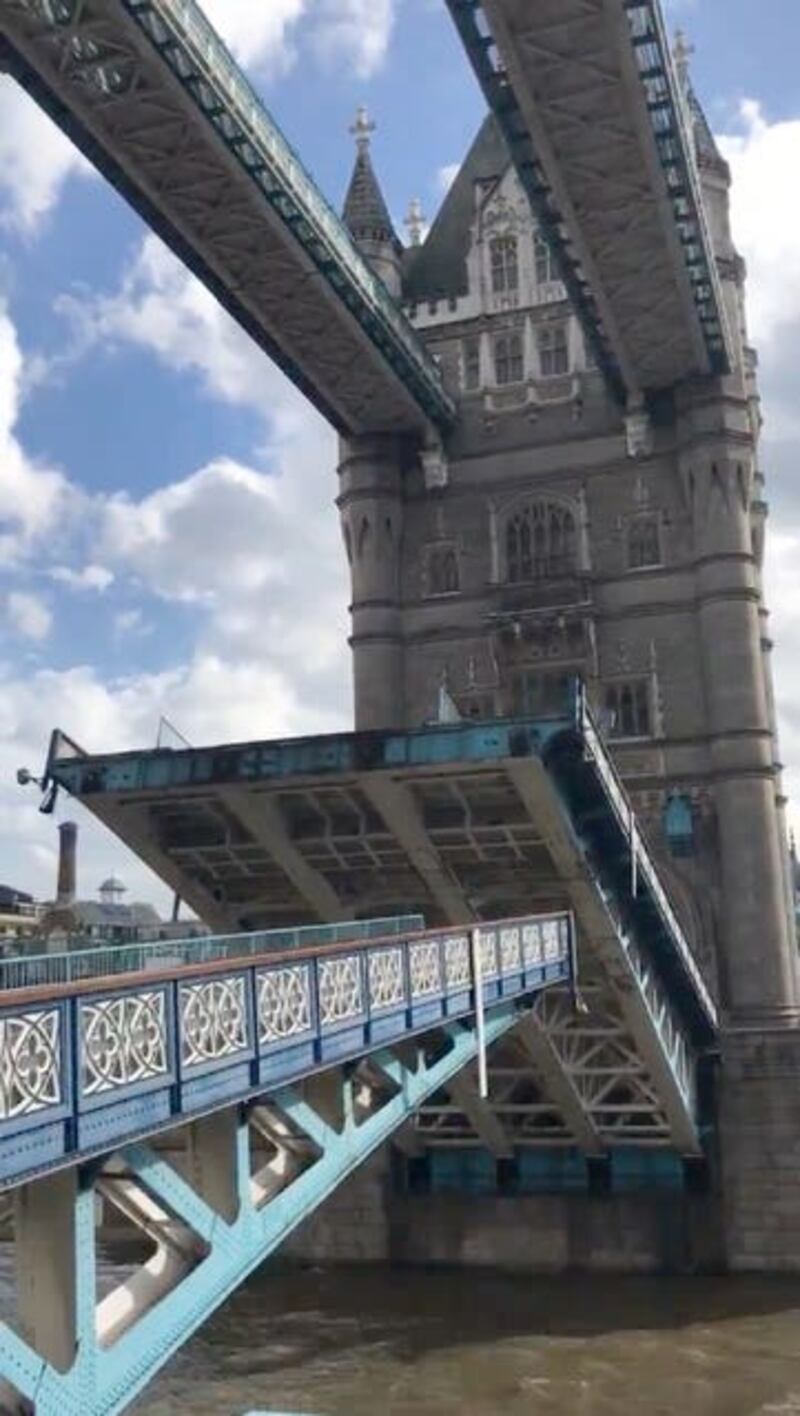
(506, 501), (577, 583)
(628, 515), (662, 569)
(534, 233), (556, 286)
(490, 235), (519, 294)
(538, 324), (569, 377)
(494, 332), (524, 386)
(604, 679), (652, 739)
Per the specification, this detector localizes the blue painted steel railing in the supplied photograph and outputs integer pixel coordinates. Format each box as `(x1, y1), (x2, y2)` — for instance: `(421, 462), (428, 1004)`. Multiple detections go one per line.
(0, 915), (423, 991)
(0, 912), (572, 1186)
(572, 686), (717, 1035)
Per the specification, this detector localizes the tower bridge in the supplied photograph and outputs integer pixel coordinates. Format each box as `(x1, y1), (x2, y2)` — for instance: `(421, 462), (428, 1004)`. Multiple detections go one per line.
(1, 0), (799, 1410)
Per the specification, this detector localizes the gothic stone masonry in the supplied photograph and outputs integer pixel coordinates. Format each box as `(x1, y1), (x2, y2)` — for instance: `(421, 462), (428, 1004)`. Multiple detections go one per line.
(336, 95), (800, 1269)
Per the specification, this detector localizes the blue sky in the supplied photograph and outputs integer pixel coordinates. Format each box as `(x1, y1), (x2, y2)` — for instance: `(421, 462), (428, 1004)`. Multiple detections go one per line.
(1, 0), (800, 912)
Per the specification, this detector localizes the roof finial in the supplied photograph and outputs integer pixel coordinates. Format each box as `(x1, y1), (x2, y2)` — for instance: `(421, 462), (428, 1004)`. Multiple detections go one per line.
(673, 29), (695, 93)
(350, 105), (375, 155)
(404, 197), (425, 248)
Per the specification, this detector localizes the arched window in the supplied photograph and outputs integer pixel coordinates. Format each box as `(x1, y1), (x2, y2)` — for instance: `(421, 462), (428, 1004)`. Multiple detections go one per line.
(628, 515), (662, 570)
(505, 501), (578, 583)
(494, 331), (524, 385)
(534, 232), (556, 286)
(426, 544), (460, 597)
(490, 236), (519, 294)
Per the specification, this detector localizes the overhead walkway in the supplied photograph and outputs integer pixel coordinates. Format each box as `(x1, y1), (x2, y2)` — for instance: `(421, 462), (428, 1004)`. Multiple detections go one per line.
(447, 0), (732, 404)
(0, 0), (453, 437)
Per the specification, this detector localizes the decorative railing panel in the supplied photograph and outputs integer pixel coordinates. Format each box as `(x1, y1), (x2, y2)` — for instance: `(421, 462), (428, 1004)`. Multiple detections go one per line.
(180, 975), (250, 1070)
(0, 912), (572, 1185)
(0, 1008), (62, 1120)
(318, 954), (364, 1028)
(81, 990), (169, 1099)
(257, 964), (313, 1043)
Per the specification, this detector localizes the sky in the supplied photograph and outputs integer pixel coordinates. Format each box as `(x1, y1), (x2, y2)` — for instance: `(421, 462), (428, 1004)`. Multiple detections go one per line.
(1, 0), (800, 914)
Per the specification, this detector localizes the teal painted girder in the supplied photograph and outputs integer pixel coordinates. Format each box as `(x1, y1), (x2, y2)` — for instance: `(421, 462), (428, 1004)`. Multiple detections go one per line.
(0, 1008), (519, 1416)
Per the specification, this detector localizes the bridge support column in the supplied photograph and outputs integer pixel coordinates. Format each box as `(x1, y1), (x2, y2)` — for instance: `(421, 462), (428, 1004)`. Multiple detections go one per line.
(14, 1169), (87, 1373)
(679, 391), (798, 1024)
(187, 1108), (244, 1224)
(338, 434), (407, 731)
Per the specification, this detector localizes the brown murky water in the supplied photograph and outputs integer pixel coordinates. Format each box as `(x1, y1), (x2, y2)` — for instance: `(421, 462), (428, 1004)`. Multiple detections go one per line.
(133, 1264), (800, 1415)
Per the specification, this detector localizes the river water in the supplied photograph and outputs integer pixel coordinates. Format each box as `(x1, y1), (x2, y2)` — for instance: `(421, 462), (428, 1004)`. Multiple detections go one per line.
(133, 1263), (800, 1415)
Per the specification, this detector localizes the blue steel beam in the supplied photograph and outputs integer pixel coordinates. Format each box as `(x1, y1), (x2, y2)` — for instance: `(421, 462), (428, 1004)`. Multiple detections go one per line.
(0, 0), (454, 437)
(0, 1006), (522, 1415)
(0, 913), (572, 1187)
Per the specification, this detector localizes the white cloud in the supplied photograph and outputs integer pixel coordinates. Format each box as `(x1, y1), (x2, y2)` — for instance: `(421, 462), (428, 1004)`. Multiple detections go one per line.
(0, 649), (348, 909)
(437, 162), (460, 196)
(310, 0), (395, 78)
(0, 303), (76, 566)
(719, 102), (800, 348)
(0, 79), (90, 232)
(0, 233), (349, 911)
(6, 592), (52, 642)
(114, 608), (149, 638)
(56, 234), (310, 441)
(50, 564), (114, 593)
(200, 0), (305, 71)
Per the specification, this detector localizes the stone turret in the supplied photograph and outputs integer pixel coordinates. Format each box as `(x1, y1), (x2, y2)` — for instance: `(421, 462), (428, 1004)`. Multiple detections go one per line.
(343, 107), (402, 297)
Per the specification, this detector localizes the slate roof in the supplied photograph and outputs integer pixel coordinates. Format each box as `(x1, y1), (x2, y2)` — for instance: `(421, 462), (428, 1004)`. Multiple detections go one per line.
(343, 147), (399, 248)
(402, 115), (510, 302)
(688, 85), (728, 172)
(0, 885), (33, 908)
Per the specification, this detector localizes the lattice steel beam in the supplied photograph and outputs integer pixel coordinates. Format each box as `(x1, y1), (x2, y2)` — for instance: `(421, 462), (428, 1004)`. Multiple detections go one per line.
(0, 0), (454, 437)
(447, 0), (732, 400)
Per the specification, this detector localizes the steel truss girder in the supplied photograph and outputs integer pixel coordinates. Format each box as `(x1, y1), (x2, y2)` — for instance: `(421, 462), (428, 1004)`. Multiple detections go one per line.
(0, 1007), (519, 1415)
(0, 0), (453, 437)
(416, 978), (688, 1153)
(447, 0), (732, 399)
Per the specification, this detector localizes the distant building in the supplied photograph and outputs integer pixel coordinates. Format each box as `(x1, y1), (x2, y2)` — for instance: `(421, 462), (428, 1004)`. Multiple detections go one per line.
(0, 885), (41, 941)
(36, 822), (209, 949)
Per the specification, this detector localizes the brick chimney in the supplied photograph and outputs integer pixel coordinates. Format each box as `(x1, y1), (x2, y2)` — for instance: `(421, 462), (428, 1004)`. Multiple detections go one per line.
(56, 821), (78, 906)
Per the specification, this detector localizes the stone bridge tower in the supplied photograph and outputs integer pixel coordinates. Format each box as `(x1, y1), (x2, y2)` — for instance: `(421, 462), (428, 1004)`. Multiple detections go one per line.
(339, 92), (797, 1041)
(335, 73), (800, 1269)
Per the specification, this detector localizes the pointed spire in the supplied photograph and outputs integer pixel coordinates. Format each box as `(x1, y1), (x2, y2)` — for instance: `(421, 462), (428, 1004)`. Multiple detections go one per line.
(673, 28), (695, 95)
(342, 106), (399, 249)
(671, 32), (728, 174)
(404, 197), (426, 248)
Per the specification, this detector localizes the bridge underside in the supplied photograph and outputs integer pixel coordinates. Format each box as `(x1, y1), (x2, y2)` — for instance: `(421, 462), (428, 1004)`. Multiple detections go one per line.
(448, 0), (731, 399)
(47, 708), (717, 1159)
(0, 0), (451, 436)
